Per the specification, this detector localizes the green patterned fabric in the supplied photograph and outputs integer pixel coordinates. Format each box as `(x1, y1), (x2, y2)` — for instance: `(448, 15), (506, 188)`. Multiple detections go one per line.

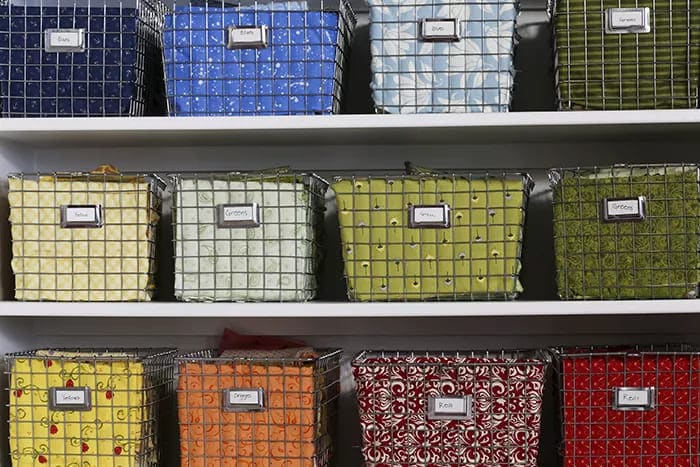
(332, 174), (532, 301)
(551, 165), (700, 299)
(554, 0), (700, 109)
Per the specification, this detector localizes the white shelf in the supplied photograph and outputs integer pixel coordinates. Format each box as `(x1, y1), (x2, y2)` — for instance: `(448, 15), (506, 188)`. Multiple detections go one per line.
(2, 110), (700, 146)
(2, 300), (699, 317)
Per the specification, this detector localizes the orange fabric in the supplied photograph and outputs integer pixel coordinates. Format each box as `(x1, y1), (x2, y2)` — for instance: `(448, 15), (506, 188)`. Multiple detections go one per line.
(178, 362), (317, 467)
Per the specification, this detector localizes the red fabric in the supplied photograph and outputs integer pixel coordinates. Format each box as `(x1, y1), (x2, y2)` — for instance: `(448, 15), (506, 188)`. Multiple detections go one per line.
(353, 355), (546, 466)
(561, 350), (700, 467)
(217, 328), (307, 354)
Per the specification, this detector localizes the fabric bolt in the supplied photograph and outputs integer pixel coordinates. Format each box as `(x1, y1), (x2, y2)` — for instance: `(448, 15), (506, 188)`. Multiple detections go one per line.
(0, 4), (161, 117)
(162, 2), (353, 116)
(367, 0), (518, 113)
(554, 0), (700, 109)
(172, 177), (325, 302)
(551, 165), (700, 299)
(177, 349), (337, 467)
(332, 175), (531, 301)
(8, 175), (160, 301)
(353, 353), (548, 466)
(559, 348), (700, 466)
(8, 350), (157, 467)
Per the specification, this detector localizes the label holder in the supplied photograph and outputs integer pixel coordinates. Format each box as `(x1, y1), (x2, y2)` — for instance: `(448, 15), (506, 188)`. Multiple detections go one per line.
(612, 386), (656, 411)
(605, 8), (651, 34)
(427, 395), (473, 420)
(217, 203), (261, 228)
(49, 387), (92, 411)
(44, 28), (86, 53)
(408, 204), (451, 228)
(601, 196), (646, 222)
(60, 204), (103, 228)
(419, 18), (461, 42)
(226, 25), (268, 49)
(223, 388), (265, 412)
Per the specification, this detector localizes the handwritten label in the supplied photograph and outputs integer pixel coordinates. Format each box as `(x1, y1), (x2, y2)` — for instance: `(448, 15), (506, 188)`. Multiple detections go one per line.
(229, 390), (260, 405)
(227, 26), (268, 49)
(45, 29), (85, 52)
(56, 389), (86, 405)
(66, 207), (97, 223)
(606, 8), (650, 33)
(223, 388), (265, 412)
(217, 203), (260, 228)
(428, 395), (472, 420)
(409, 205), (450, 228)
(614, 387), (654, 410)
(61, 205), (102, 228)
(49, 387), (91, 411)
(602, 197), (645, 222)
(420, 19), (460, 41)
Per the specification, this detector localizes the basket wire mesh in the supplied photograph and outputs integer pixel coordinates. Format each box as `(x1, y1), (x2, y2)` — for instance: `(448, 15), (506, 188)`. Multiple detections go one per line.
(0, 0), (167, 117)
(553, 0), (700, 110)
(367, 0), (519, 113)
(332, 170), (534, 301)
(176, 348), (342, 466)
(550, 163), (700, 300)
(170, 170), (328, 302)
(7, 171), (164, 301)
(162, 0), (357, 116)
(353, 349), (550, 466)
(553, 344), (700, 466)
(5, 347), (176, 466)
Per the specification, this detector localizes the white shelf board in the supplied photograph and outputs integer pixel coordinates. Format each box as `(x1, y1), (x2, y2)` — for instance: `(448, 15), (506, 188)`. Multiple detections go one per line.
(2, 110), (700, 147)
(1, 300), (698, 317)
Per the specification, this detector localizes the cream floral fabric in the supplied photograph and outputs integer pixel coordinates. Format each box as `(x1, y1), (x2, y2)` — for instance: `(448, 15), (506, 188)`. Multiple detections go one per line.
(8, 177), (158, 301)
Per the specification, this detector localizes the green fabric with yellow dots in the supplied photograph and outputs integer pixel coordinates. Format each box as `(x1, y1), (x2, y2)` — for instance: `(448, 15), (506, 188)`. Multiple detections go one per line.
(332, 174), (532, 301)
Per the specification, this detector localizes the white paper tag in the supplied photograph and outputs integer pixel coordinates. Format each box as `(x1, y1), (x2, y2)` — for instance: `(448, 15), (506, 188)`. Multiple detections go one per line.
(422, 20), (457, 39)
(223, 388), (265, 412)
(602, 196), (646, 222)
(613, 387), (655, 410)
(217, 203), (261, 228)
(229, 390), (260, 405)
(55, 389), (86, 405)
(427, 395), (472, 420)
(66, 206), (97, 223)
(610, 10), (644, 28)
(49, 387), (91, 411)
(44, 28), (86, 52)
(60, 205), (102, 228)
(606, 8), (650, 33)
(227, 26), (268, 49)
(414, 207), (447, 223)
(607, 199), (640, 217)
(223, 205), (255, 222)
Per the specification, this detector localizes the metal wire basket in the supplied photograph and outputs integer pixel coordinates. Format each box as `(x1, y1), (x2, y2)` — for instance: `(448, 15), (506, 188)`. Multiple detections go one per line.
(550, 163), (700, 300)
(0, 0), (167, 117)
(332, 169), (533, 301)
(5, 347), (176, 466)
(553, 344), (700, 466)
(176, 348), (341, 466)
(161, 0), (356, 116)
(353, 349), (550, 466)
(170, 170), (328, 302)
(367, 0), (519, 113)
(553, 0), (700, 110)
(7, 168), (164, 301)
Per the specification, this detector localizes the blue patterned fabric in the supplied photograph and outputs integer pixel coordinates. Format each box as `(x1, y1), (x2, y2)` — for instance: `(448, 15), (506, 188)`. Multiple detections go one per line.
(162, 6), (347, 115)
(0, 6), (145, 117)
(368, 0), (518, 113)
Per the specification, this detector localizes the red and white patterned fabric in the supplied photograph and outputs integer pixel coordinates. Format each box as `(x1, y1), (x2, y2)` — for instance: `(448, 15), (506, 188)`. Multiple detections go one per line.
(353, 352), (548, 466)
(559, 346), (700, 467)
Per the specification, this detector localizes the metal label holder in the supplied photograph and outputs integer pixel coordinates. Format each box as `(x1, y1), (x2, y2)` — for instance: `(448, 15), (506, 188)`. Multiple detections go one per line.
(605, 8), (651, 34)
(44, 28), (86, 53)
(408, 204), (451, 228)
(60, 205), (103, 228)
(419, 18), (461, 42)
(223, 388), (265, 412)
(226, 25), (269, 49)
(427, 395), (473, 420)
(612, 386), (656, 411)
(49, 387), (92, 411)
(217, 203), (261, 228)
(601, 196), (646, 222)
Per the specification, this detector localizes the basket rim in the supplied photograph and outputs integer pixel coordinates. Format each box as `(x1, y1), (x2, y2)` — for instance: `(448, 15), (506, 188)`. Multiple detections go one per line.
(353, 349), (551, 364)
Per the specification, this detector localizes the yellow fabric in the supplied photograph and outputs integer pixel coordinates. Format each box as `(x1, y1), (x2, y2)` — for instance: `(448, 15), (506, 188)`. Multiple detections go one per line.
(9, 351), (153, 467)
(333, 176), (528, 301)
(8, 177), (158, 301)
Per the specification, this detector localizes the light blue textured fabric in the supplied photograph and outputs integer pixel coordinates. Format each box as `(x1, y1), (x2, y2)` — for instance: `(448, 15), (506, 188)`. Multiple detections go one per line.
(368, 0), (518, 113)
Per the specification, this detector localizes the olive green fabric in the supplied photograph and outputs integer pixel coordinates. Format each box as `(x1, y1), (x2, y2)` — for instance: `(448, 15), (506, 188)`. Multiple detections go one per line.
(554, 0), (700, 109)
(551, 165), (700, 299)
(332, 175), (531, 301)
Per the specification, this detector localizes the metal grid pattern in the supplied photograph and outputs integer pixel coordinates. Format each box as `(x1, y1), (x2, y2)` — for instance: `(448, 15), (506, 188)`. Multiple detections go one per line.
(549, 163), (700, 300)
(554, 344), (700, 466)
(0, 0), (167, 117)
(176, 348), (341, 466)
(5, 347), (176, 466)
(332, 170), (533, 301)
(353, 349), (549, 466)
(7, 170), (164, 301)
(367, 0), (519, 114)
(162, 0), (356, 116)
(171, 170), (328, 302)
(553, 0), (700, 110)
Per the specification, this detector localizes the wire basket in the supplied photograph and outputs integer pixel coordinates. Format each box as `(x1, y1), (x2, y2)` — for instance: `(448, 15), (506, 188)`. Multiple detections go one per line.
(176, 348), (341, 466)
(553, 344), (700, 466)
(162, 0), (356, 116)
(332, 169), (533, 301)
(7, 168), (164, 301)
(553, 0), (700, 110)
(367, 0), (519, 113)
(171, 170), (328, 302)
(353, 350), (549, 466)
(0, 0), (167, 117)
(6, 348), (176, 466)
(550, 164), (700, 300)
